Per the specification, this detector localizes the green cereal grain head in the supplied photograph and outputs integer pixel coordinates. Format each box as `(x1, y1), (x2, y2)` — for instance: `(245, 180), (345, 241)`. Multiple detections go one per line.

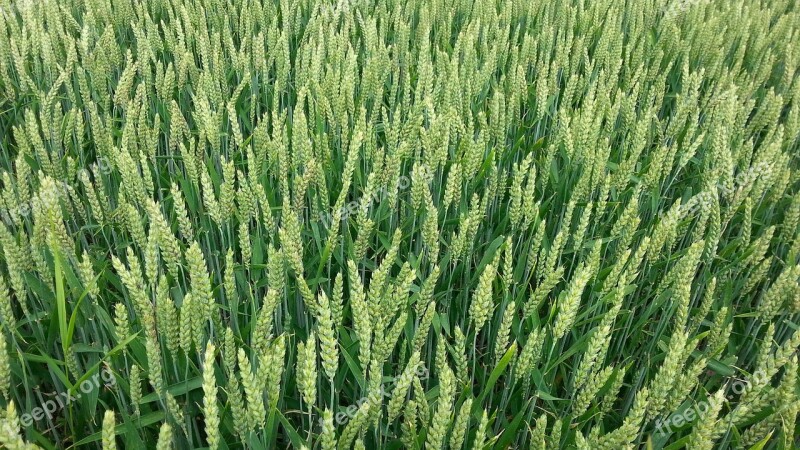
(202, 342), (219, 450)
(155, 422), (172, 449)
(0, 330), (9, 399)
(102, 410), (116, 450)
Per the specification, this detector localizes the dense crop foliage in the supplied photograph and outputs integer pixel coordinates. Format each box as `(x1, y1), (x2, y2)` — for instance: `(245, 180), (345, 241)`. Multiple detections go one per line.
(0, 0), (799, 448)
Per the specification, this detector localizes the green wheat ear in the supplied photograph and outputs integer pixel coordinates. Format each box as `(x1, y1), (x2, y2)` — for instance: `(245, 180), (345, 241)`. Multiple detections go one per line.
(155, 422), (172, 450)
(202, 342), (219, 450)
(297, 331), (318, 408)
(0, 329), (9, 400)
(101, 410), (116, 450)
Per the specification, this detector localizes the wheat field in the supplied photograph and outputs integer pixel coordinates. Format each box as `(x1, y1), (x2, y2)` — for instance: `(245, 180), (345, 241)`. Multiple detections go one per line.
(0, 0), (798, 448)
